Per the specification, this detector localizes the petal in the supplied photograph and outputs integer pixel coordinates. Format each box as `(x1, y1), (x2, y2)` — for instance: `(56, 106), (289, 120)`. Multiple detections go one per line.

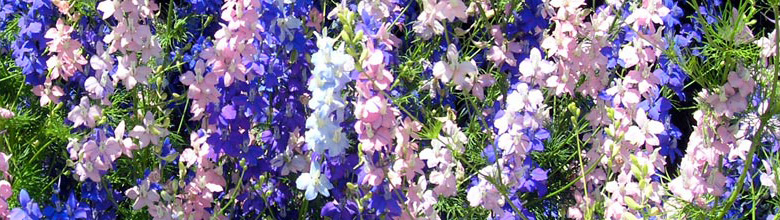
(305, 185), (317, 200)
(97, 0), (116, 19)
(296, 173), (311, 190)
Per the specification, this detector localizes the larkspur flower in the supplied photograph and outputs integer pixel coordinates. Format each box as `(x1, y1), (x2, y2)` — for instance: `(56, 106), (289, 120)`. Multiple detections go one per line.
(125, 178), (160, 210)
(295, 162), (333, 201)
(9, 190), (42, 220)
(67, 97), (102, 128)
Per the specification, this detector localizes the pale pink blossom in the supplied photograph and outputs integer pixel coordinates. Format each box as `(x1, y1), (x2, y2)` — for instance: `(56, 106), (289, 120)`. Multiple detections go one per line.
(114, 54), (152, 89)
(130, 111), (169, 148)
(625, 109), (664, 146)
(126, 179), (160, 210)
(519, 48), (556, 82)
(106, 121), (138, 158)
(32, 81), (64, 106)
(433, 44), (477, 89)
(0, 108), (13, 119)
(67, 97), (102, 128)
(760, 160), (778, 197)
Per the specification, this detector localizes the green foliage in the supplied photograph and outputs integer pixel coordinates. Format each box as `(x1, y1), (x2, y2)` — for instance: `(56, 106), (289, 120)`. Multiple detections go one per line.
(1, 16), (19, 43)
(0, 54), (70, 207)
(682, 0), (761, 90)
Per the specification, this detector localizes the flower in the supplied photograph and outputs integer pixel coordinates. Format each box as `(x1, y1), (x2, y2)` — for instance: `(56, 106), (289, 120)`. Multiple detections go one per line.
(0, 108), (14, 119)
(32, 81), (64, 106)
(0, 180), (11, 216)
(519, 48), (556, 82)
(760, 160), (778, 197)
(67, 97), (103, 128)
(295, 162), (334, 200)
(129, 111), (169, 148)
(113, 54), (152, 89)
(625, 109), (664, 146)
(433, 44), (476, 89)
(9, 189), (42, 220)
(106, 121), (138, 158)
(125, 179), (160, 210)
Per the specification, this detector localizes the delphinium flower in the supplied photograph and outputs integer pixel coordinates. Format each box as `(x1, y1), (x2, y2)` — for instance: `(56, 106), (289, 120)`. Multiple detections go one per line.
(248, 6), (314, 218)
(44, 18), (87, 82)
(297, 30), (354, 201)
(151, 130), (224, 219)
(0, 0), (26, 50)
(761, 159), (778, 197)
(354, 45), (397, 148)
(201, 0), (260, 87)
(464, 1), (553, 218)
(70, 129), (121, 182)
(296, 161), (333, 200)
(667, 67), (756, 208)
(67, 97), (102, 128)
(0, 108), (14, 119)
(179, 59), (220, 120)
(9, 189), (42, 220)
(42, 191), (90, 219)
(537, 1), (681, 218)
(467, 80), (550, 219)
(125, 175), (161, 210)
(487, 25), (523, 68)
(85, 42), (116, 105)
(31, 80), (65, 106)
(79, 180), (123, 219)
(432, 43), (495, 100)
(12, 0), (56, 86)
(413, 0), (468, 39)
(97, 0), (161, 90)
(129, 111), (170, 149)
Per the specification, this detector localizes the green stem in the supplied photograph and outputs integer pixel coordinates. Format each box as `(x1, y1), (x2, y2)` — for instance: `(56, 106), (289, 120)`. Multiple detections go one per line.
(298, 197), (309, 220)
(214, 164), (246, 219)
(176, 98), (189, 134)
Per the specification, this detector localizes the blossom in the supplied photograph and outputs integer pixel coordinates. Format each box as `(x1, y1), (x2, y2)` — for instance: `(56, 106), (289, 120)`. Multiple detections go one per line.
(625, 109), (664, 146)
(305, 30), (354, 157)
(130, 111), (169, 148)
(413, 0), (445, 39)
(519, 48), (556, 82)
(32, 81), (64, 106)
(435, 0), (468, 22)
(113, 54), (152, 89)
(760, 160), (778, 197)
(9, 190), (42, 220)
(433, 44), (476, 89)
(126, 179), (160, 210)
(296, 162), (334, 200)
(44, 19), (87, 81)
(0, 108), (13, 119)
(506, 83), (544, 112)
(67, 97), (102, 128)
(0, 180), (11, 216)
(106, 121), (138, 158)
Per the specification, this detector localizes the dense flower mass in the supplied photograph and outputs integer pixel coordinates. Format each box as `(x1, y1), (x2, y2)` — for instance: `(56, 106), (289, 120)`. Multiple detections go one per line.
(0, 0), (778, 219)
